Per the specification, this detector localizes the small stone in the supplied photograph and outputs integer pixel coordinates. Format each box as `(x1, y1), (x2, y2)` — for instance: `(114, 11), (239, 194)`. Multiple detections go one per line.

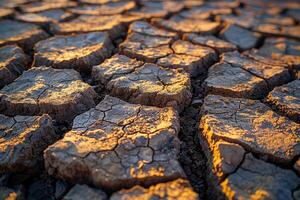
(0, 45), (30, 88)
(63, 184), (107, 200)
(0, 67), (99, 122)
(34, 32), (113, 73)
(110, 179), (198, 200)
(0, 114), (58, 174)
(44, 95), (185, 190)
(191, 98), (203, 107)
(266, 80), (300, 122)
(220, 24), (261, 51)
(0, 20), (49, 51)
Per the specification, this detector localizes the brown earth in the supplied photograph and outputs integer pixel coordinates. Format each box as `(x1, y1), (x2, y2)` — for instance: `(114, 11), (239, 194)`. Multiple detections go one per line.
(0, 0), (299, 199)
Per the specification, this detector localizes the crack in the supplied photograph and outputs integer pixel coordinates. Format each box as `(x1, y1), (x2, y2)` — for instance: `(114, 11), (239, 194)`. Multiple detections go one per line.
(224, 60), (271, 90)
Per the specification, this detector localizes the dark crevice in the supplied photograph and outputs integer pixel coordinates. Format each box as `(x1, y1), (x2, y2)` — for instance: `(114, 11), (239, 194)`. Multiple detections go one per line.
(178, 106), (208, 200)
(1, 1), (299, 199)
(178, 71), (210, 199)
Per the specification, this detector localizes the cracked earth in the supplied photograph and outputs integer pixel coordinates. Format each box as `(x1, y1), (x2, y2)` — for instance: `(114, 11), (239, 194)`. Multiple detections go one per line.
(0, 0), (299, 200)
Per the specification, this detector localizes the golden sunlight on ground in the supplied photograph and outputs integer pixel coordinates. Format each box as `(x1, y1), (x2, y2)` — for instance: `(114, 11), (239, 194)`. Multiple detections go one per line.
(0, 0), (299, 199)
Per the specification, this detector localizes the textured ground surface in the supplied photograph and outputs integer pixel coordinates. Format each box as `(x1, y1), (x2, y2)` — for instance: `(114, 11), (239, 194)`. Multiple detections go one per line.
(0, 0), (299, 200)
